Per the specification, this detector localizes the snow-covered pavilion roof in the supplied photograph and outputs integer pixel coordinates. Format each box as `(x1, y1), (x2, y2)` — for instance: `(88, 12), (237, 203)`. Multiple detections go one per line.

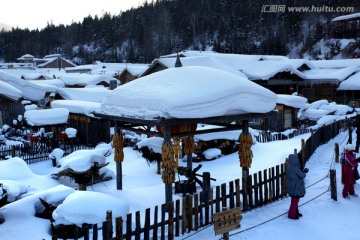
(0, 70), (58, 101)
(337, 71), (360, 90)
(99, 66), (277, 120)
(0, 80), (22, 101)
(240, 60), (305, 80)
(57, 87), (111, 102)
(24, 108), (69, 126)
(51, 100), (100, 117)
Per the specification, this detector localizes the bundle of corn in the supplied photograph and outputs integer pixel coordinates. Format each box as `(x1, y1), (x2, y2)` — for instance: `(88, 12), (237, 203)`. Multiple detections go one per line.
(183, 136), (195, 155)
(238, 133), (253, 168)
(173, 137), (181, 167)
(161, 142), (176, 184)
(112, 131), (124, 163)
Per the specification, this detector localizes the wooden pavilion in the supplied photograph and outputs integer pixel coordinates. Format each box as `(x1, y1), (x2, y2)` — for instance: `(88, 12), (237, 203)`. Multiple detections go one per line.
(94, 65), (278, 208)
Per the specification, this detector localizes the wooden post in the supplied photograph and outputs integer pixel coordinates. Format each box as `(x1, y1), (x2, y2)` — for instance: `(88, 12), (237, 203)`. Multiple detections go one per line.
(11, 145), (15, 157)
(203, 172), (211, 225)
(164, 126), (173, 209)
(241, 120), (250, 210)
(106, 210), (113, 239)
(334, 143), (339, 163)
(187, 153), (192, 171)
(117, 162), (122, 190)
(348, 118), (352, 144)
(330, 169), (337, 201)
(114, 123), (123, 190)
(222, 207), (230, 240)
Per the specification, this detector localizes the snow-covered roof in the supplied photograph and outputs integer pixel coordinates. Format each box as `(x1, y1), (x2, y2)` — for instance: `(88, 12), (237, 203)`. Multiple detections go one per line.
(51, 100), (100, 117)
(0, 80), (22, 101)
(157, 56), (248, 78)
(59, 73), (119, 87)
(24, 108), (69, 126)
(0, 70), (58, 101)
(241, 60), (305, 80)
(309, 59), (360, 69)
(121, 64), (149, 76)
(99, 66), (277, 119)
(17, 54), (35, 61)
(21, 73), (53, 80)
(160, 51), (289, 71)
(276, 94), (308, 109)
(332, 12), (360, 22)
(57, 87), (110, 102)
(337, 71), (360, 90)
(280, 59), (317, 70)
(302, 66), (359, 82)
(29, 79), (65, 88)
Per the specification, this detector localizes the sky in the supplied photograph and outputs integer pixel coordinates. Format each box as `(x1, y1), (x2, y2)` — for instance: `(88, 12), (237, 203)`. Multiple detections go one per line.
(0, 0), (145, 30)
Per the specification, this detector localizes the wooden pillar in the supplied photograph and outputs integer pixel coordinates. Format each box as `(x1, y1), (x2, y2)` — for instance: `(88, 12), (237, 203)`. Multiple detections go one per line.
(163, 126), (173, 207)
(114, 122), (123, 190)
(348, 117), (352, 144)
(187, 153), (192, 171)
(241, 120), (250, 210)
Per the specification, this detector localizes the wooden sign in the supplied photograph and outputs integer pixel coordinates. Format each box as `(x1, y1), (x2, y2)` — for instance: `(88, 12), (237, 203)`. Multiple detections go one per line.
(213, 207), (242, 235)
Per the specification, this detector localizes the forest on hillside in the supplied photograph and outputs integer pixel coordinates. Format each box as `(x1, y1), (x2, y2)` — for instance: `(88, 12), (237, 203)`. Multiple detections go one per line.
(0, 0), (359, 64)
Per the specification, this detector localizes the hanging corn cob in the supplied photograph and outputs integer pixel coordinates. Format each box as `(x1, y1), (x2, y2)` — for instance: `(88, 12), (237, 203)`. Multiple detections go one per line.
(238, 133), (253, 168)
(113, 131), (124, 163)
(173, 137), (181, 168)
(183, 136), (195, 155)
(161, 141), (176, 184)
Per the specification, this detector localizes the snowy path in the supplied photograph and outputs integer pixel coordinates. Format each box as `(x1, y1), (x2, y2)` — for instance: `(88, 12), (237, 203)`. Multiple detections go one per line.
(177, 131), (360, 240)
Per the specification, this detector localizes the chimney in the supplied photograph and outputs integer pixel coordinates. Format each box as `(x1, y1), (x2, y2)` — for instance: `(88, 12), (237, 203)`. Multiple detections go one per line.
(175, 53), (182, 67)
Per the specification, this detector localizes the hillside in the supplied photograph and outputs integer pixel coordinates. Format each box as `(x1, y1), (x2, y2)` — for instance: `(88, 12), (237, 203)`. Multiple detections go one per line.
(0, 0), (359, 64)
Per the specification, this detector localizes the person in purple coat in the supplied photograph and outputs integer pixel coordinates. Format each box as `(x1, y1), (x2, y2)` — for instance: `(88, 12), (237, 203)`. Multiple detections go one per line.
(341, 144), (358, 198)
(286, 154), (308, 219)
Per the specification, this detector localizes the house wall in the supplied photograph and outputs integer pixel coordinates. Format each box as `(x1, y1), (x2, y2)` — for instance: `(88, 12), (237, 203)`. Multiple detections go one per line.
(0, 97), (24, 126)
(68, 114), (111, 146)
(118, 71), (136, 84)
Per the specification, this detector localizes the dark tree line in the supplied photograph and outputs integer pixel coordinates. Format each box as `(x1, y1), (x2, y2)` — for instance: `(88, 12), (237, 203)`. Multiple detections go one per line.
(0, 0), (359, 64)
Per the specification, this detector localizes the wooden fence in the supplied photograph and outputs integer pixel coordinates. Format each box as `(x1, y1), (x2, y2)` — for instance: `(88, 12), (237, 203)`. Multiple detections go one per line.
(0, 142), (93, 164)
(51, 117), (355, 240)
(255, 128), (312, 143)
(52, 163), (287, 240)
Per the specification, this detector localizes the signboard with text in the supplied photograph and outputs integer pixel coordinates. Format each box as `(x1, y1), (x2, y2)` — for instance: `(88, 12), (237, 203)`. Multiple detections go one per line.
(213, 207), (242, 235)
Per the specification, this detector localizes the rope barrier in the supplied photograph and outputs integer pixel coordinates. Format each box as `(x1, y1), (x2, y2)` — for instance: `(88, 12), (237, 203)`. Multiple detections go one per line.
(222, 187), (330, 239)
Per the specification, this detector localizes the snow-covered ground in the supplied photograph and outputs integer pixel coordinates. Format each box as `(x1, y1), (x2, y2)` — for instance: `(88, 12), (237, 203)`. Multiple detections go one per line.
(0, 128), (359, 240)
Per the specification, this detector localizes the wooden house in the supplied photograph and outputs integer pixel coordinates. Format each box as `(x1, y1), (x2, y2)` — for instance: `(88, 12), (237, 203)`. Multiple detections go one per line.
(117, 64), (148, 84)
(241, 60), (305, 95)
(331, 12), (360, 39)
(51, 100), (111, 147)
(337, 71), (360, 106)
(34, 54), (76, 69)
(0, 81), (23, 127)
